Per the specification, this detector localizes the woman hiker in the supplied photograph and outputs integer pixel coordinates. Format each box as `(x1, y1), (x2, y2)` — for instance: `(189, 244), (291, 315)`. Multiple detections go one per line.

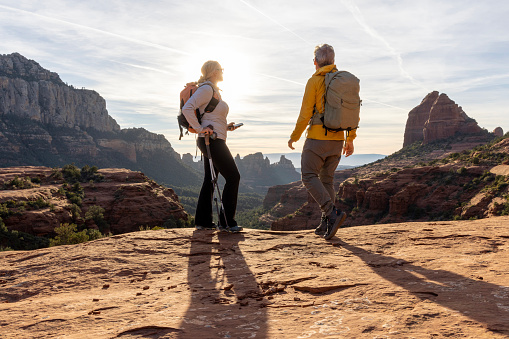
(181, 60), (243, 232)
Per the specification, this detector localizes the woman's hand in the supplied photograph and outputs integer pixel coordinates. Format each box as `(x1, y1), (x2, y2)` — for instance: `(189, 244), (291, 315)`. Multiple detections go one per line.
(227, 122), (236, 131)
(202, 126), (214, 135)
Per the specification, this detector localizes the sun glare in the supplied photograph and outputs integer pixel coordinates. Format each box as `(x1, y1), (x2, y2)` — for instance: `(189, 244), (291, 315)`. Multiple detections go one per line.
(180, 44), (254, 119)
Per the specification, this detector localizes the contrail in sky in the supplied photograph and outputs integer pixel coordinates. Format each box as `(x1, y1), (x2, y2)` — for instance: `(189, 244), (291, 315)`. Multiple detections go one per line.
(0, 4), (190, 56)
(257, 73), (306, 86)
(257, 73), (409, 111)
(341, 0), (424, 90)
(239, 0), (312, 45)
(107, 60), (175, 75)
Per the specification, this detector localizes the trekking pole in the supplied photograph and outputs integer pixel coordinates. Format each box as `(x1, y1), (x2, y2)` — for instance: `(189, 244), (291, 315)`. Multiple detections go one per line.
(204, 133), (229, 231)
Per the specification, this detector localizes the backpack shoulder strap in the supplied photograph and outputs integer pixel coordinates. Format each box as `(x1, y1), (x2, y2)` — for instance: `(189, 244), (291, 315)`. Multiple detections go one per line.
(199, 83), (219, 113)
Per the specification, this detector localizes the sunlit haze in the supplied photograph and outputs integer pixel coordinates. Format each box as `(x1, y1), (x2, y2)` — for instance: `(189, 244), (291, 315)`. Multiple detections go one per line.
(1, 1), (508, 158)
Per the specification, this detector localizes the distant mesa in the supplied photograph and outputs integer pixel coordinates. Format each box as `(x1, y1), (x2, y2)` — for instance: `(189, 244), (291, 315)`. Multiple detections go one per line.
(0, 52), (199, 187)
(403, 91), (483, 147)
(182, 152), (301, 194)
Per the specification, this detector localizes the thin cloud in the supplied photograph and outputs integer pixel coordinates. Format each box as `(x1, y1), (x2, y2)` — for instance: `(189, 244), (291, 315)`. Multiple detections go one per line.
(255, 73), (409, 111)
(0, 4), (190, 56)
(341, 0), (424, 90)
(239, 0), (312, 45)
(256, 73), (305, 86)
(107, 60), (175, 75)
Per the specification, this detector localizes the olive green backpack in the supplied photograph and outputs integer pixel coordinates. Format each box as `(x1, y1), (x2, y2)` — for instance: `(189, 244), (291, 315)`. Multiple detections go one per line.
(311, 69), (361, 136)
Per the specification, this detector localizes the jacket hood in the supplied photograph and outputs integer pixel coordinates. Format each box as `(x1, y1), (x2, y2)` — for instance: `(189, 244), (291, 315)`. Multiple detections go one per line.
(313, 64), (337, 76)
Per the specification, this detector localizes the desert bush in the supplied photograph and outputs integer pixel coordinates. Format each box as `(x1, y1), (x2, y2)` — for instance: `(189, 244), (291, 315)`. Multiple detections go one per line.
(49, 223), (89, 246)
(81, 165), (103, 182)
(86, 228), (105, 241)
(61, 164), (81, 183)
(68, 204), (82, 223)
(85, 205), (109, 233)
(27, 197), (50, 209)
(51, 167), (63, 180)
(0, 219), (50, 250)
(163, 215), (194, 229)
(3, 176), (37, 190)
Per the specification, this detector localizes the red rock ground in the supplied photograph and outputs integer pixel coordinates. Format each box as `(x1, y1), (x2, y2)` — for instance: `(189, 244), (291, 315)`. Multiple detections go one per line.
(1, 216), (508, 338)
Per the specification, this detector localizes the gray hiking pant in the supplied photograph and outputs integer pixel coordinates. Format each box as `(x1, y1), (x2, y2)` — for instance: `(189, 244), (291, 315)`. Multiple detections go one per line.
(301, 139), (344, 216)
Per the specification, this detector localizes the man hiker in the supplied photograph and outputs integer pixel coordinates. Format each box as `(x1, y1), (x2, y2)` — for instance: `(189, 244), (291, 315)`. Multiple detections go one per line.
(288, 43), (357, 240)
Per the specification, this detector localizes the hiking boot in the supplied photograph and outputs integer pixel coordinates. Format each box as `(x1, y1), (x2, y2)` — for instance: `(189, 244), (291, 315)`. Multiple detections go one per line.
(217, 224), (229, 232)
(323, 208), (347, 240)
(217, 224), (243, 233)
(195, 223), (216, 230)
(314, 216), (327, 236)
(228, 225), (243, 233)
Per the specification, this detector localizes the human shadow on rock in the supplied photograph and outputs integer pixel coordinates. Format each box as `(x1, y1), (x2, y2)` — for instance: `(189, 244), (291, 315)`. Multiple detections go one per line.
(178, 230), (267, 338)
(339, 240), (509, 335)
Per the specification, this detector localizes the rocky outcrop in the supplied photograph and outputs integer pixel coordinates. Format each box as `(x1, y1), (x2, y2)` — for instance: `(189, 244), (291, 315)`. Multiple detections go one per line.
(0, 53), (119, 132)
(403, 91), (482, 147)
(423, 93), (482, 143)
(264, 136), (509, 231)
(266, 170), (355, 231)
(235, 153), (301, 194)
(0, 53), (199, 187)
(1, 217), (509, 338)
(403, 91), (439, 146)
(0, 166), (187, 236)
(493, 127), (504, 137)
(182, 151), (301, 194)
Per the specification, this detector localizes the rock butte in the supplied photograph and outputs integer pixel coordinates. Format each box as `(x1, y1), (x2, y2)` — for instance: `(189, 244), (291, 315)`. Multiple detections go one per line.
(403, 91), (482, 147)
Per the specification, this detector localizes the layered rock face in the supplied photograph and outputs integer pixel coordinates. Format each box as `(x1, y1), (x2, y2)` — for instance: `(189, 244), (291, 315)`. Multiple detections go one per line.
(0, 53), (119, 132)
(0, 53), (199, 187)
(423, 93), (482, 143)
(235, 153), (300, 193)
(182, 152), (301, 194)
(403, 91), (439, 147)
(403, 91), (482, 147)
(264, 136), (509, 231)
(0, 166), (187, 236)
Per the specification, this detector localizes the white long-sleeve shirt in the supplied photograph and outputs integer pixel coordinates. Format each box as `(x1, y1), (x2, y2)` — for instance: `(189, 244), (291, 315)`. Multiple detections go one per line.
(181, 81), (229, 140)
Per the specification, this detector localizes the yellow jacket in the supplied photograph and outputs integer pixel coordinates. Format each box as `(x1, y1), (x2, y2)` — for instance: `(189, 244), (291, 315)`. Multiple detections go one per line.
(290, 64), (357, 142)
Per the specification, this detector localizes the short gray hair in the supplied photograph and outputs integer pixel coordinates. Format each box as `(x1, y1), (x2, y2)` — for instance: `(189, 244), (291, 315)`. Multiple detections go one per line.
(314, 44), (335, 67)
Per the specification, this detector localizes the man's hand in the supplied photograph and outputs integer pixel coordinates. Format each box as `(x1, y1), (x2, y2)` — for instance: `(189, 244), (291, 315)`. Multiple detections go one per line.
(343, 141), (354, 157)
(288, 139), (295, 150)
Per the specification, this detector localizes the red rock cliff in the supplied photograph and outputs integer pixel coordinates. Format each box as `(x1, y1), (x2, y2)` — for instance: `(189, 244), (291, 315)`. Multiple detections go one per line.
(403, 91), (482, 147)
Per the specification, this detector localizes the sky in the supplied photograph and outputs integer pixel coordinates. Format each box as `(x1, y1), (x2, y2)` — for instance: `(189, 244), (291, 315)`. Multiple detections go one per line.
(1, 0), (508, 159)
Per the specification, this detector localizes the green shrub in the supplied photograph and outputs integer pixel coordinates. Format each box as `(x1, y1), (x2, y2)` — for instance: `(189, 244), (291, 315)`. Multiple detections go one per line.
(85, 205), (110, 233)
(28, 197), (50, 209)
(61, 164), (81, 183)
(0, 219), (50, 250)
(49, 223), (89, 246)
(51, 167), (63, 180)
(81, 165), (103, 182)
(86, 228), (105, 241)
(163, 215), (194, 229)
(68, 204), (82, 223)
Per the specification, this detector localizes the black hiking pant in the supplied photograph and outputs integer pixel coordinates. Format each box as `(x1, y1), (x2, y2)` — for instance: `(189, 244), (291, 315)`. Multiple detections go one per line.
(196, 137), (240, 227)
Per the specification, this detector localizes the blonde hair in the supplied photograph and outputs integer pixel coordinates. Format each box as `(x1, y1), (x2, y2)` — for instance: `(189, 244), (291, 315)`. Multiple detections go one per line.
(198, 60), (221, 84)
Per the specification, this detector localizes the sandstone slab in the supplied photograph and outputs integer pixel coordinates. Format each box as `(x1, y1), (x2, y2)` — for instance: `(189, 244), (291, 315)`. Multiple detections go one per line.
(1, 217), (508, 338)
